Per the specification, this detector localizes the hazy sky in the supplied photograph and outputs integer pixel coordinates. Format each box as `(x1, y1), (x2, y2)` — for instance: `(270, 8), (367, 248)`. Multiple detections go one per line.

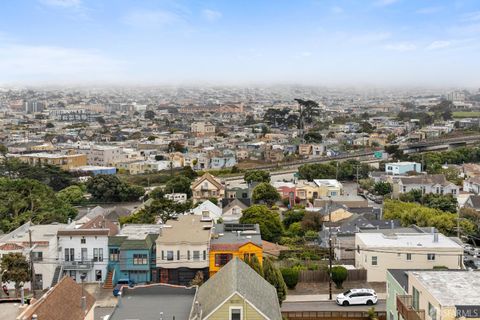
(1, 0), (480, 87)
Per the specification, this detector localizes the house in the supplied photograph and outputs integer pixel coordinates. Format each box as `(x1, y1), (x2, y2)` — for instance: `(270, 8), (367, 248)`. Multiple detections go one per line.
(464, 194), (480, 212)
(190, 258), (282, 320)
(191, 121), (216, 137)
(12, 152), (87, 170)
(108, 284), (197, 320)
(393, 174), (459, 198)
(192, 200), (222, 222)
(191, 173), (225, 203)
(313, 179), (344, 197)
(164, 192), (188, 203)
(0, 222), (67, 291)
(463, 176), (480, 194)
(385, 161), (422, 175)
(388, 270), (480, 320)
(355, 231), (463, 282)
(222, 198), (249, 222)
(108, 224), (162, 286)
(209, 224), (263, 276)
(57, 215), (118, 285)
(16, 276), (96, 320)
(156, 216), (212, 286)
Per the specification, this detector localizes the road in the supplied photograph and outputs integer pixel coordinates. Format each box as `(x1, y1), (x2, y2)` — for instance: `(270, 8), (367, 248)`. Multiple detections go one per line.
(282, 300), (386, 312)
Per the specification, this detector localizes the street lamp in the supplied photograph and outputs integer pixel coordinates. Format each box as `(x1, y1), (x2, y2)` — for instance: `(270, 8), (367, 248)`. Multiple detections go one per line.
(80, 273), (87, 313)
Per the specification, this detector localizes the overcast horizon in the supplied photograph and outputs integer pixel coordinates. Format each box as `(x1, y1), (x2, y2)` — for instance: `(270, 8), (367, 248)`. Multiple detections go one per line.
(1, 0), (480, 87)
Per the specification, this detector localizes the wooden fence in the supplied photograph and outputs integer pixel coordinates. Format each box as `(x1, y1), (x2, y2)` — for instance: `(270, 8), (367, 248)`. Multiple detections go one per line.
(298, 269), (367, 283)
(282, 310), (386, 320)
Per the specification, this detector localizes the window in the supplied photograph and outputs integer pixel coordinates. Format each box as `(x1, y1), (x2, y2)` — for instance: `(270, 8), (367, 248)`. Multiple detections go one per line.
(80, 237), (86, 244)
(109, 248), (119, 262)
(412, 287), (420, 310)
(167, 251), (174, 261)
(406, 253), (412, 261)
(133, 254), (148, 265)
(177, 250), (180, 260)
(203, 250), (206, 260)
(427, 253), (436, 261)
(202, 211), (210, 218)
(452, 189), (457, 195)
(372, 256), (378, 266)
(402, 186), (407, 192)
(357, 245), (360, 254)
(65, 248), (74, 262)
(215, 253), (233, 267)
(230, 308), (242, 320)
(32, 251), (43, 262)
(193, 251), (200, 261)
(428, 303), (437, 320)
(187, 251), (191, 260)
(94, 248), (103, 262)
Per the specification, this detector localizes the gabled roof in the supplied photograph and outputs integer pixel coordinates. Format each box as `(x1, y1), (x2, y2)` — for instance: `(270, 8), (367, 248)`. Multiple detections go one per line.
(191, 172), (224, 190)
(191, 258), (282, 320)
(466, 194), (480, 208)
(17, 276), (95, 320)
(0, 243), (25, 251)
(222, 198), (249, 214)
(81, 215), (119, 236)
(399, 174), (452, 186)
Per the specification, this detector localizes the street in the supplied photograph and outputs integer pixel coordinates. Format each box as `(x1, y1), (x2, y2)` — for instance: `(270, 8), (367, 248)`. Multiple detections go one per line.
(282, 300), (386, 312)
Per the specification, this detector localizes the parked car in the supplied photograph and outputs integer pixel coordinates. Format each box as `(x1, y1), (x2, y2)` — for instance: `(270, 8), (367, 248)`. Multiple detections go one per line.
(113, 279), (135, 296)
(336, 288), (378, 306)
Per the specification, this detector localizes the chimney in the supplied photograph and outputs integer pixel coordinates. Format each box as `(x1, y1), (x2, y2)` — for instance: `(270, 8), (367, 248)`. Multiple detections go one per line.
(432, 227), (439, 243)
(390, 220), (394, 229)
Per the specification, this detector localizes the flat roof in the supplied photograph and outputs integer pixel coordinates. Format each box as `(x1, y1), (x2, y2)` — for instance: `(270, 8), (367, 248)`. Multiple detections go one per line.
(157, 215), (212, 244)
(410, 271), (480, 305)
(108, 284), (196, 320)
(356, 233), (462, 249)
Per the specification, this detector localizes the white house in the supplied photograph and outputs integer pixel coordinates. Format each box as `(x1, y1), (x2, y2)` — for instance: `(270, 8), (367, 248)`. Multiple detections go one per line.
(57, 216), (119, 284)
(385, 161), (422, 175)
(192, 200), (222, 222)
(463, 176), (480, 194)
(355, 231), (463, 282)
(221, 199), (249, 222)
(164, 193), (188, 204)
(393, 174), (459, 198)
(0, 222), (67, 290)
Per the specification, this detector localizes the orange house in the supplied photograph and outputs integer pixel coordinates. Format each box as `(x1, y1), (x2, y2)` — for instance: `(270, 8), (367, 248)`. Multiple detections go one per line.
(209, 224), (263, 276)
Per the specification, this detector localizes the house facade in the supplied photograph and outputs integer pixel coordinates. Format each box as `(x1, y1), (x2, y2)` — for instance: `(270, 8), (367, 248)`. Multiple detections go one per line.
(393, 174), (459, 198)
(191, 173), (225, 203)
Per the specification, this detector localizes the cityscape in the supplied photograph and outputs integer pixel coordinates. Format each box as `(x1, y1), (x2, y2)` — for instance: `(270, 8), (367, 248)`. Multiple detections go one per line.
(1, 1), (480, 320)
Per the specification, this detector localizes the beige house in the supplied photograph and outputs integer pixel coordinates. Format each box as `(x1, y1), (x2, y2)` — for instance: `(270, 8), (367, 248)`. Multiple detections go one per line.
(191, 121), (216, 137)
(190, 258), (282, 320)
(192, 172), (225, 203)
(397, 271), (480, 320)
(355, 232), (463, 282)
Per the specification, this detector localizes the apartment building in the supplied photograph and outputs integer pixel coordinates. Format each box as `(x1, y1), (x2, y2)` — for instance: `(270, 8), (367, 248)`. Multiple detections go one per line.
(80, 145), (123, 166)
(191, 121), (216, 137)
(355, 231), (463, 282)
(13, 152), (87, 170)
(156, 216), (212, 285)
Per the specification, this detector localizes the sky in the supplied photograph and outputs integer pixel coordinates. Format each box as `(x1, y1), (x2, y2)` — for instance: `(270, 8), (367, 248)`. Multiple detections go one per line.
(1, 0), (480, 87)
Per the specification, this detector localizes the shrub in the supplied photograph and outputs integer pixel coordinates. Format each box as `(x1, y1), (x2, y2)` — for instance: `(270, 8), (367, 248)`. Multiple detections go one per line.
(280, 268), (300, 289)
(331, 266), (348, 289)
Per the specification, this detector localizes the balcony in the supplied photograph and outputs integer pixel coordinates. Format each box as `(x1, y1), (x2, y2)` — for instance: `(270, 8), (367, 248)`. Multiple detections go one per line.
(62, 259), (94, 270)
(397, 295), (425, 320)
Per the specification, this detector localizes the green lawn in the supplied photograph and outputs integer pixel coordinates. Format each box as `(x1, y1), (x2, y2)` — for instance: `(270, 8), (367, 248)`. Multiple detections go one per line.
(452, 111), (480, 118)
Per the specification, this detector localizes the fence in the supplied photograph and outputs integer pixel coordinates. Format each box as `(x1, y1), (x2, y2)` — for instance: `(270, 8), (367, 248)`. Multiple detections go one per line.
(282, 310), (386, 320)
(298, 269), (367, 283)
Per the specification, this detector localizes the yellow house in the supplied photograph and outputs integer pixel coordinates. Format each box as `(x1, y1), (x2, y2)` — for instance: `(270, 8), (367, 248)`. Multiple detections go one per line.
(209, 224), (263, 276)
(191, 258), (282, 320)
(191, 172), (225, 203)
(14, 152), (87, 170)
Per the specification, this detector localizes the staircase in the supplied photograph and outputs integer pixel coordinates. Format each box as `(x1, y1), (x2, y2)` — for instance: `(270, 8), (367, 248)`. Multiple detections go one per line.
(104, 270), (114, 289)
(51, 266), (63, 287)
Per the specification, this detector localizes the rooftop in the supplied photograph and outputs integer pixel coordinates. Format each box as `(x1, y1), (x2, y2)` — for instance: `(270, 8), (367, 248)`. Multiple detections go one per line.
(356, 232), (462, 249)
(157, 215), (212, 244)
(211, 223), (262, 249)
(410, 270), (480, 305)
(108, 284), (196, 320)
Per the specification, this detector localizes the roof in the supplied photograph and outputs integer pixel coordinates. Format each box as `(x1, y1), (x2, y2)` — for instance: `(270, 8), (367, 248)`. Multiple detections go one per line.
(222, 198), (249, 213)
(17, 276), (95, 320)
(191, 172), (224, 190)
(192, 258), (282, 320)
(211, 223), (262, 248)
(262, 240), (288, 257)
(109, 284), (196, 320)
(192, 200), (222, 217)
(387, 269), (411, 292)
(467, 194), (480, 208)
(409, 271), (480, 305)
(399, 174), (452, 186)
(57, 229), (110, 236)
(80, 215), (119, 236)
(356, 233), (462, 249)
(1, 223), (67, 243)
(157, 215), (212, 245)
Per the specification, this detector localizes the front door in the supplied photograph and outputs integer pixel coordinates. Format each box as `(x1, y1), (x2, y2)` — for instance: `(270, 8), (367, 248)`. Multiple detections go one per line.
(160, 269), (168, 283)
(81, 248), (88, 261)
(95, 270), (102, 282)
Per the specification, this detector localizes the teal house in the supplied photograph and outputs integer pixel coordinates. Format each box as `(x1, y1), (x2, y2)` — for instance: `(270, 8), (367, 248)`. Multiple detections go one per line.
(107, 225), (161, 286)
(386, 269), (410, 320)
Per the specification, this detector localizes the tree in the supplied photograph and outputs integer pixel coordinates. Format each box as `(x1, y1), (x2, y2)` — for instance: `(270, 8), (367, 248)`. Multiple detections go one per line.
(301, 211), (323, 231)
(240, 205), (283, 242)
(246, 255), (264, 277)
(165, 176), (192, 198)
(144, 110), (156, 120)
(358, 122), (374, 134)
(46, 122), (55, 128)
(120, 198), (192, 225)
(148, 187), (165, 200)
(252, 182), (281, 206)
(280, 268), (300, 289)
(0, 144), (7, 155)
(422, 193), (457, 213)
(190, 271), (204, 286)
(86, 175), (145, 202)
(373, 181), (392, 196)
(294, 99), (321, 124)
(0, 178), (77, 232)
(57, 185), (85, 205)
(304, 131), (323, 143)
(244, 170), (271, 184)
(1, 253), (31, 296)
(331, 266), (348, 289)
(263, 257), (287, 305)
(283, 209), (305, 229)
(167, 141), (185, 153)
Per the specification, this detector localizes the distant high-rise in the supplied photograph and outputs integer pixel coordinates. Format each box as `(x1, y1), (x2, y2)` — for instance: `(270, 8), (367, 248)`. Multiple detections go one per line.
(24, 100), (45, 114)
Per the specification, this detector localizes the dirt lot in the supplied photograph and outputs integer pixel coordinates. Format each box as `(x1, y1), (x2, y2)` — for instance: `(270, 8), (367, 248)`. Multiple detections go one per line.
(288, 281), (386, 295)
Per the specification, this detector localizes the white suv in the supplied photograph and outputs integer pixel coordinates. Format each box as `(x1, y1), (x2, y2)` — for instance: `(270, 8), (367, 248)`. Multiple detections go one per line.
(336, 288), (378, 306)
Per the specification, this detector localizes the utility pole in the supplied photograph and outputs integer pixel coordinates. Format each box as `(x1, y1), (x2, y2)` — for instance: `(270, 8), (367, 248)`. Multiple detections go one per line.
(328, 197), (333, 301)
(28, 229), (35, 296)
(335, 162), (339, 181)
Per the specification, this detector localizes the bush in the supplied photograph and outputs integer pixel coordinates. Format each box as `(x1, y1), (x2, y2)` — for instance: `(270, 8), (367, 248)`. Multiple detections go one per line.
(280, 268), (300, 289)
(331, 266), (348, 289)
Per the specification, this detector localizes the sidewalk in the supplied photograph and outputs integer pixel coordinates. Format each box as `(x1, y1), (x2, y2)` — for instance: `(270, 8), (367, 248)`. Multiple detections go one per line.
(285, 292), (387, 302)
